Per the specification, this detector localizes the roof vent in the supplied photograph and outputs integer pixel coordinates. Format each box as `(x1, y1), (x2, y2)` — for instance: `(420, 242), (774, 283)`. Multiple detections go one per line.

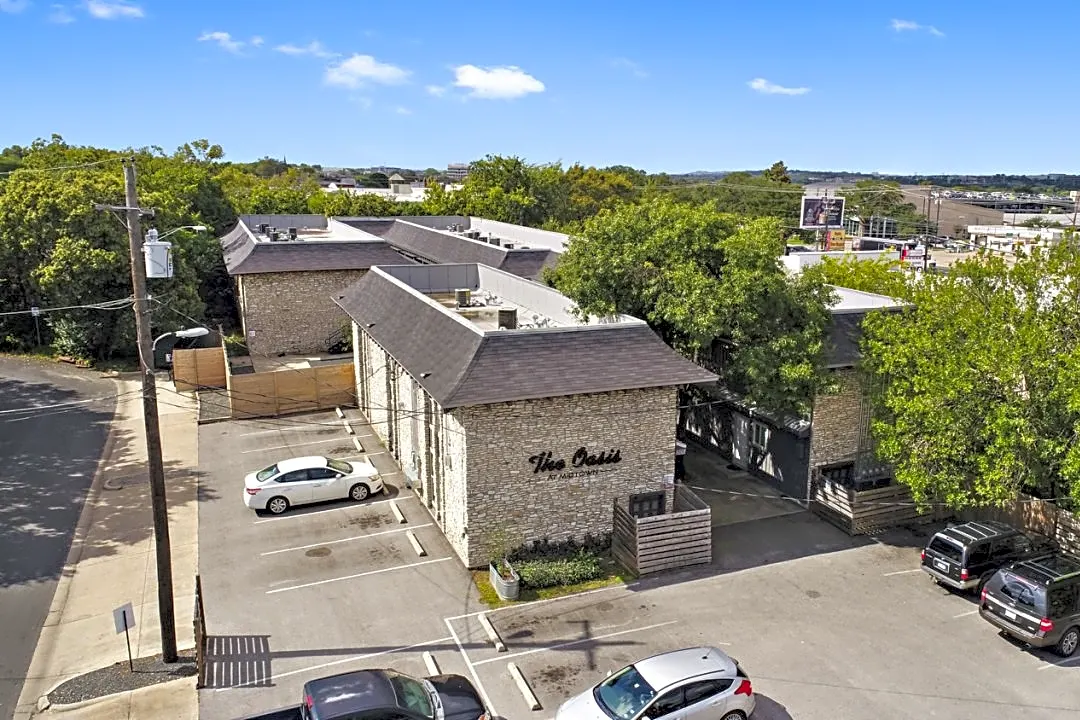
(259, 223), (270, 234)
(288, 227), (298, 240)
(455, 288), (472, 308)
(467, 230), (481, 240)
(502, 242), (515, 250)
(489, 236), (502, 246)
(498, 308), (518, 330)
(269, 231), (281, 242)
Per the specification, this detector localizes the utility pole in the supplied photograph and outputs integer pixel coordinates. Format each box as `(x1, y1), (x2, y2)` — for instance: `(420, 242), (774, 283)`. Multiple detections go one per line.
(118, 158), (178, 663)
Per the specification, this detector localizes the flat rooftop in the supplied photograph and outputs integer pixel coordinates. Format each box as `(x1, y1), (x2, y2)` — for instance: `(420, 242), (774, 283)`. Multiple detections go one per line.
(828, 285), (907, 314)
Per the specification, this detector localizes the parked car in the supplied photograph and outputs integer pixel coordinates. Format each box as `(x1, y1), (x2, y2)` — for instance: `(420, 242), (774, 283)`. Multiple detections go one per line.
(555, 646), (754, 720)
(920, 521), (1056, 593)
(243, 455), (384, 515)
(980, 553), (1080, 657)
(300, 669), (489, 720)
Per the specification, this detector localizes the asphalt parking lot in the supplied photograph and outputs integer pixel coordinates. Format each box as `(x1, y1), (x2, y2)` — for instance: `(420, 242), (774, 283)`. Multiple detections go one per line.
(196, 409), (1080, 720)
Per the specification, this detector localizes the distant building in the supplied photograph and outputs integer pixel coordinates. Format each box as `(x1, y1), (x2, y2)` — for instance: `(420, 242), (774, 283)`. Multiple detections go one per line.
(446, 163), (470, 181)
(967, 225), (1069, 254)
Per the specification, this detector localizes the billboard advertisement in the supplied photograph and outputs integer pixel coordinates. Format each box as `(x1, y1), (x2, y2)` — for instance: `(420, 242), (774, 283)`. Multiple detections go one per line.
(800, 196), (846, 229)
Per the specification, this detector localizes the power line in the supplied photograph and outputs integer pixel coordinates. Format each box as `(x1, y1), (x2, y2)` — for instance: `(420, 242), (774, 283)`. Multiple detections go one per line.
(0, 297), (133, 318)
(0, 156), (123, 177)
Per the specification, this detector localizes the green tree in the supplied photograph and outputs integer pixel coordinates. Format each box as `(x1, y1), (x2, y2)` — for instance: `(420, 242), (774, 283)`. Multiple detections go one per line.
(840, 180), (929, 236)
(861, 240), (1080, 507)
(548, 197), (835, 414)
(664, 171), (802, 225)
(763, 161), (792, 184)
(801, 256), (914, 301)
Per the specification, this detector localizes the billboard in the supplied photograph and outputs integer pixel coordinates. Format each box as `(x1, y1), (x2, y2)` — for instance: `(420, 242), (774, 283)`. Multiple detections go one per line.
(800, 196), (846, 229)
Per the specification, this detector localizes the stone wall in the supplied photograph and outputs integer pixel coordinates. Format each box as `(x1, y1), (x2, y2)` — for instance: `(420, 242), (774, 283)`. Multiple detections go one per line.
(809, 368), (864, 471)
(238, 270), (365, 356)
(460, 388), (679, 567)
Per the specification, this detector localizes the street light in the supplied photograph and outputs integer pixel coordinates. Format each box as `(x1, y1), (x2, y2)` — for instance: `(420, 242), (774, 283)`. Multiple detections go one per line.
(174, 327), (210, 339)
(153, 225), (208, 241)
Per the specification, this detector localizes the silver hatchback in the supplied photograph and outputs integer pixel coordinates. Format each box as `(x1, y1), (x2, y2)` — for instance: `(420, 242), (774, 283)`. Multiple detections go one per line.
(555, 646), (755, 720)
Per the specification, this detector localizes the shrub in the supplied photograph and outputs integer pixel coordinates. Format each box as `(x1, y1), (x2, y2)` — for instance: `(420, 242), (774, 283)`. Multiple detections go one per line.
(516, 550), (605, 589)
(507, 532), (611, 563)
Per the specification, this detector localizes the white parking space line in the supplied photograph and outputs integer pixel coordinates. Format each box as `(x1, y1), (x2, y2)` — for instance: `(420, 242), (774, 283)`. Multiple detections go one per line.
(266, 557), (453, 594)
(252, 495), (413, 524)
(883, 569), (922, 576)
(260, 524), (434, 556)
(367, 451), (387, 457)
(472, 620), (680, 667)
(953, 609), (979, 618)
(1038, 656), (1080, 671)
(445, 584), (633, 622)
(241, 437), (347, 454)
(445, 617), (497, 718)
(214, 635), (454, 691)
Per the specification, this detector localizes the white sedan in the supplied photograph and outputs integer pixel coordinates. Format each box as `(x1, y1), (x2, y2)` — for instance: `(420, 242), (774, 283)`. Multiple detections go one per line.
(243, 456), (384, 515)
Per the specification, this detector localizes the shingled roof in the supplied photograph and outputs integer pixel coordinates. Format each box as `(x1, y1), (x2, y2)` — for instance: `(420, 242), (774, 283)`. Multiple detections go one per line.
(219, 223), (412, 275)
(335, 268), (716, 408)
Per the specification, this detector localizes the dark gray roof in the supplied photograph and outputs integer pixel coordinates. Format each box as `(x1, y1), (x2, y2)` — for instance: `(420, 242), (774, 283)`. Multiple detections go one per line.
(340, 219), (557, 280)
(219, 223), (413, 275)
(707, 385), (811, 437)
(826, 307), (905, 367)
(335, 270), (716, 408)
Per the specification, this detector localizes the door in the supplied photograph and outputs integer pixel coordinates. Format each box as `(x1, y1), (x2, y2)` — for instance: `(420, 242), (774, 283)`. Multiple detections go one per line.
(640, 687), (685, 720)
(272, 470), (315, 506)
(680, 679), (734, 719)
(306, 467), (344, 502)
(730, 413), (750, 469)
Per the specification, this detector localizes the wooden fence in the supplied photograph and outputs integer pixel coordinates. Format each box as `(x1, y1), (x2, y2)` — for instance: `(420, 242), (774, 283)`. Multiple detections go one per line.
(194, 574), (207, 689)
(227, 362), (356, 419)
(811, 478), (951, 535)
(612, 485), (712, 575)
(960, 493), (1080, 556)
(172, 347), (227, 392)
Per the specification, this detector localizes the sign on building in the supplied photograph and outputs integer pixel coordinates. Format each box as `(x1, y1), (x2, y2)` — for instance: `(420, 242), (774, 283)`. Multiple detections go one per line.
(800, 196), (846, 229)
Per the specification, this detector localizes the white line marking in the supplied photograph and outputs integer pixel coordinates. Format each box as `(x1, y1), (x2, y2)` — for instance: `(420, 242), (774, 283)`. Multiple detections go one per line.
(260, 524), (434, 556)
(883, 569), (922, 576)
(252, 495), (413, 524)
(266, 557), (452, 593)
(953, 610), (979, 618)
(367, 451), (387, 457)
(445, 583), (634, 622)
(214, 636), (454, 690)
(1038, 656), (1080, 670)
(473, 620), (679, 667)
(445, 617), (497, 717)
(241, 437), (346, 454)
(356, 433), (375, 438)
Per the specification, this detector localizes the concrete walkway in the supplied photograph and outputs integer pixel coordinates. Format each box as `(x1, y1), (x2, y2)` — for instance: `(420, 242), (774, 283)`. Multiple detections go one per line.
(14, 379), (200, 719)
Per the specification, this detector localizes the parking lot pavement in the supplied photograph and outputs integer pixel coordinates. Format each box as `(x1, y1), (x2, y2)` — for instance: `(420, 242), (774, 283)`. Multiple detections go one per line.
(682, 444), (806, 527)
(197, 410), (489, 720)
(463, 540), (1080, 720)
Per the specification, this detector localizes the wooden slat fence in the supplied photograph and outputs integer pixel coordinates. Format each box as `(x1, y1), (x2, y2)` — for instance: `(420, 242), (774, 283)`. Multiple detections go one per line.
(194, 574), (207, 688)
(960, 493), (1080, 556)
(172, 347), (227, 392)
(612, 485), (712, 575)
(811, 477), (950, 535)
(228, 362), (356, 419)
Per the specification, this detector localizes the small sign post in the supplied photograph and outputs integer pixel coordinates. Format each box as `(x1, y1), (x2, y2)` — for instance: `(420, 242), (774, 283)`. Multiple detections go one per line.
(112, 603), (136, 672)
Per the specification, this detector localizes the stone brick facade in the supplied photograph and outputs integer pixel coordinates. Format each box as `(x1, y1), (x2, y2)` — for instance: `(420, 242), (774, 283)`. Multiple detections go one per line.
(354, 323), (680, 567)
(809, 368), (865, 472)
(238, 269), (365, 356)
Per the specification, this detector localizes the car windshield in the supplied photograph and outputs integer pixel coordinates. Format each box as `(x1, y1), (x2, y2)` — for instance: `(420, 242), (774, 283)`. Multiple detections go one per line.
(256, 464), (278, 482)
(326, 458), (352, 475)
(593, 666), (656, 720)
(387, 672), (433, 718)
(928, 536), (963, 562)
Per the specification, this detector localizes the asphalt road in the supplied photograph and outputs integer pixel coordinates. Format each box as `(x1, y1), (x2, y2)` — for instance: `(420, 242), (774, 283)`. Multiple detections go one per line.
(0, 357), (116, 720)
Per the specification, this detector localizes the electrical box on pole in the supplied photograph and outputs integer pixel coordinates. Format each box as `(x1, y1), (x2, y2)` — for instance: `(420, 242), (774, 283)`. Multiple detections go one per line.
(143, 229), (173, 279)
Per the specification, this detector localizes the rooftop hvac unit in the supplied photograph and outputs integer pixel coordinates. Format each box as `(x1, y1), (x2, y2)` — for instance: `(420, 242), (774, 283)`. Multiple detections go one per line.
(259, 223), (269, 234)
(455, 288), (472, 308)
(497, 308), (518, 330)
(488, 237), (502, 246)
(502, 242), (515, 250)
(467, 230), (481, 240)
(288, 227), (298, 240)
(269, 231), (281, 241)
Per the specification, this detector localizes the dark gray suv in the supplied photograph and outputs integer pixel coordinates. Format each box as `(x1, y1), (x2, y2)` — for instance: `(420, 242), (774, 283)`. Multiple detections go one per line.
(980, 553), (1080, 657)
(921, 521), (1055, 593)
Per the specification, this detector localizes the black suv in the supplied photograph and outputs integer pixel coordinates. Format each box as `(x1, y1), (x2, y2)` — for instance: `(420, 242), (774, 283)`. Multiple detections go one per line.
(920, 521), (1056, 593)
(980, 553), (1080, 657)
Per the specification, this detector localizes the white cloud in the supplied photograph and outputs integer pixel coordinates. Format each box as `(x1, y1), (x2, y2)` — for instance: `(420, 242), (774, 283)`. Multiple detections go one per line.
(452, 65), (545, 99)
(0, 0), (30, 14)
(199, 31), (244, 54)
(747, 77), (810, 96)
(85, 0), (143, 19)
(610, 57), (648, 79)
(48, 3), (75, 22)
(275, 40), (336, 59)
(325, 54), (410, 88)
(891, 18), (945, 37)
(425, 84), (446, 97)
(250, 35), (264, 47)
(395, 106), (412, 115)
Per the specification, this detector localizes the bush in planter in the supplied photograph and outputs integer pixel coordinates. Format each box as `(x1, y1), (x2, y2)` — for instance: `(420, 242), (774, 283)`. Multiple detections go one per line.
(516, 550), (605, 589)
(507, 533), (612, 563)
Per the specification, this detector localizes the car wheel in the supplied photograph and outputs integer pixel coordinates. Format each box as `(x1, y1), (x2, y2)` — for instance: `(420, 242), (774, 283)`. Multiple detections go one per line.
(1055, 626), (1080, 658)
(720, 711), (746, 720)
(266, 496), (289, 515)
(349, 483), (371, 502)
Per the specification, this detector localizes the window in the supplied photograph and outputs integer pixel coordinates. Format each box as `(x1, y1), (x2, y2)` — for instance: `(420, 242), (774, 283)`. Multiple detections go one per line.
(820, 462), (855, 487)
(683, 679), (732, 705)
(749, 421), (769, 450)
(966, 543), (991, 566)
(646, 688), (685, 717)
(307, 468), (338, 481)
(256, 464), (278, 482)
(629, 492), (665, 519)
(928, 536), (963, 562)
(275, 470), (309, 483)
(593, 665), (656, 720)
(1049, 584), (1080, 617)
(994, 534), (1031, 557)
(327, 458), (353, 475)
(1000, 574), (1042, 612)
(386, 672), (433, 719)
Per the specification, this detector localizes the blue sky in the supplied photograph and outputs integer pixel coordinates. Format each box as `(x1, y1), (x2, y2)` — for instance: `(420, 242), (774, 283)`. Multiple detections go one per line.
(1, 0), (1077, 174)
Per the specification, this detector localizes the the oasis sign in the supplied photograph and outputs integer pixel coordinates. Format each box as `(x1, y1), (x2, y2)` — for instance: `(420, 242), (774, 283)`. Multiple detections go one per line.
(528, 447), (622, 480)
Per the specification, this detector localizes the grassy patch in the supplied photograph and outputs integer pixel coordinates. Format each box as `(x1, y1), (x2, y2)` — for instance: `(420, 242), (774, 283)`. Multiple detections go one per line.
(471, 555), (635, 609)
